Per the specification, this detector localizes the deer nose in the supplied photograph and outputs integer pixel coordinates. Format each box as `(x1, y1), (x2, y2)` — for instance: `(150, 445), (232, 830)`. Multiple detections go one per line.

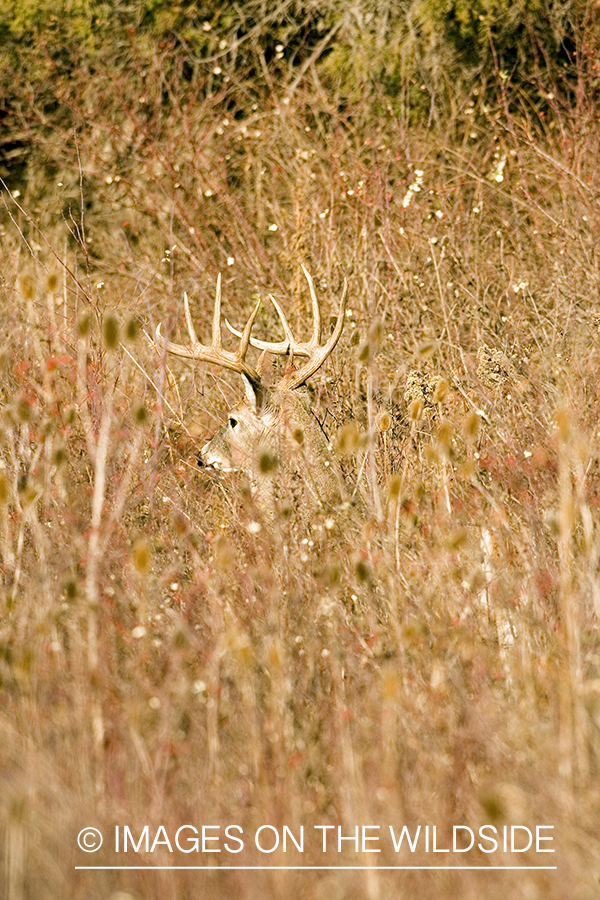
(198, 451), (223, 472)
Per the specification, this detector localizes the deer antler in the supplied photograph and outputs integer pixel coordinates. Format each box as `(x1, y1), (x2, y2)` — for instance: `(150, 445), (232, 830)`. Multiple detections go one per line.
(225, 265), (347, 390)
(155, 274), (262, 388)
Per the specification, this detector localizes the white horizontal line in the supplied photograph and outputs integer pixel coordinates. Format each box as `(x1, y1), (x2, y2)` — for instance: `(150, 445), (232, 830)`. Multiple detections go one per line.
(75, 865), (558, 871)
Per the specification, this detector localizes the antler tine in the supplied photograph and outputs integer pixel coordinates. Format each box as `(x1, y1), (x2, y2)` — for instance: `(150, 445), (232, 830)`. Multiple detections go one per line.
(279, 276), (347, 391)
(225, 307), (311, 357)
(183, 292), (202, 350)
(223, 271), (347, 387)
(267, 292), (297, 348)
(210, 273), (223, 351)
(300, 264), (322, 345)
(224, 268), (327, 357)
(236, 296), (262, 360)
(154, 277), (261, 385)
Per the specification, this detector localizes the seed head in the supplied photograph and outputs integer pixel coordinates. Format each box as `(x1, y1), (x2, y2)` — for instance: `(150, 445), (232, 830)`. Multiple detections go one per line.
(259, 451), (278, 474)
(388, 475), (402, 499)
(335, 422), (360, 455)
(103, 314), (119, 349)
(133, 402), (149, 425)
(464, 410), (480, 440)
(355, 558), (371, 583)
(409, 398), (424, 421)
(20, 275), (35, 300)
(433, 378), (448, 403)
(78, 313), (91, 337)
(376, 411), (392, 432)
(436, 420), (453, 450)
(418, 340), (439, 359)
(133, 538), (149, 573)
(125, 317), (140, 341)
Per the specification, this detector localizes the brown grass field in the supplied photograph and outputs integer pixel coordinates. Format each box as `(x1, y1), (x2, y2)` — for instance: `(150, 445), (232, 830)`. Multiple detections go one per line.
(1, 8), (600, 898)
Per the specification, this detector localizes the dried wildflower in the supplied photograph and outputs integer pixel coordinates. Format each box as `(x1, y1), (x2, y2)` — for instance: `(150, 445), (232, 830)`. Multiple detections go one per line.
(404, 370), (446, 415)
(488, 152), (507, 183)
(402, 169), (424, 208)
(476, 344), (512, 388)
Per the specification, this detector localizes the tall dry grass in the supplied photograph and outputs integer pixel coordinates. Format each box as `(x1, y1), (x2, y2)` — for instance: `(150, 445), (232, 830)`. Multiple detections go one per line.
(1, 21), (600, 900)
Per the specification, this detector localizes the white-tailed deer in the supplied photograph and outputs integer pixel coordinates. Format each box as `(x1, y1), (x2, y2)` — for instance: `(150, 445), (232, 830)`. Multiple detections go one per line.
(155, 266), (347, 518)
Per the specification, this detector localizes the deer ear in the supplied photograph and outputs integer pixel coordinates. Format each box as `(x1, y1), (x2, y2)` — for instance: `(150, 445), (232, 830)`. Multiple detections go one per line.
(241, 373), (264, 414)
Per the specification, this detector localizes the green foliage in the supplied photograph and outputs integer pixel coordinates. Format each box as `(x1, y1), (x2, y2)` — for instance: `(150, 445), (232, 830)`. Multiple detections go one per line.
(315, 0), (586, 121)
(414, 0), (567, 74)
(0, 0), (594, 164)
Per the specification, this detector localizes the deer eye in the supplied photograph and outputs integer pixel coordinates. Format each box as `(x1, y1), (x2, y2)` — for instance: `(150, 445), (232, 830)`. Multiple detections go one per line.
(229, 416), (238, 429)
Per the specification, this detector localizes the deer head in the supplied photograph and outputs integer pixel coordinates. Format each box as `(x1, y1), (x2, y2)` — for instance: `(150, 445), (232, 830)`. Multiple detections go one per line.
(155, 266), (347, 514)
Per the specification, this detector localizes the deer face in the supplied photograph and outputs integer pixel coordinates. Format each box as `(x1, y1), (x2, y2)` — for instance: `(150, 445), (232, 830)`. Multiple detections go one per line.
(198, 376), (276, 474)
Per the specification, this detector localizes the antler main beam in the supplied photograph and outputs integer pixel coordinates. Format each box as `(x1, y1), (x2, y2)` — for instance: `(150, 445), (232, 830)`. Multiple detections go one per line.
(155, 274), (262, 387)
